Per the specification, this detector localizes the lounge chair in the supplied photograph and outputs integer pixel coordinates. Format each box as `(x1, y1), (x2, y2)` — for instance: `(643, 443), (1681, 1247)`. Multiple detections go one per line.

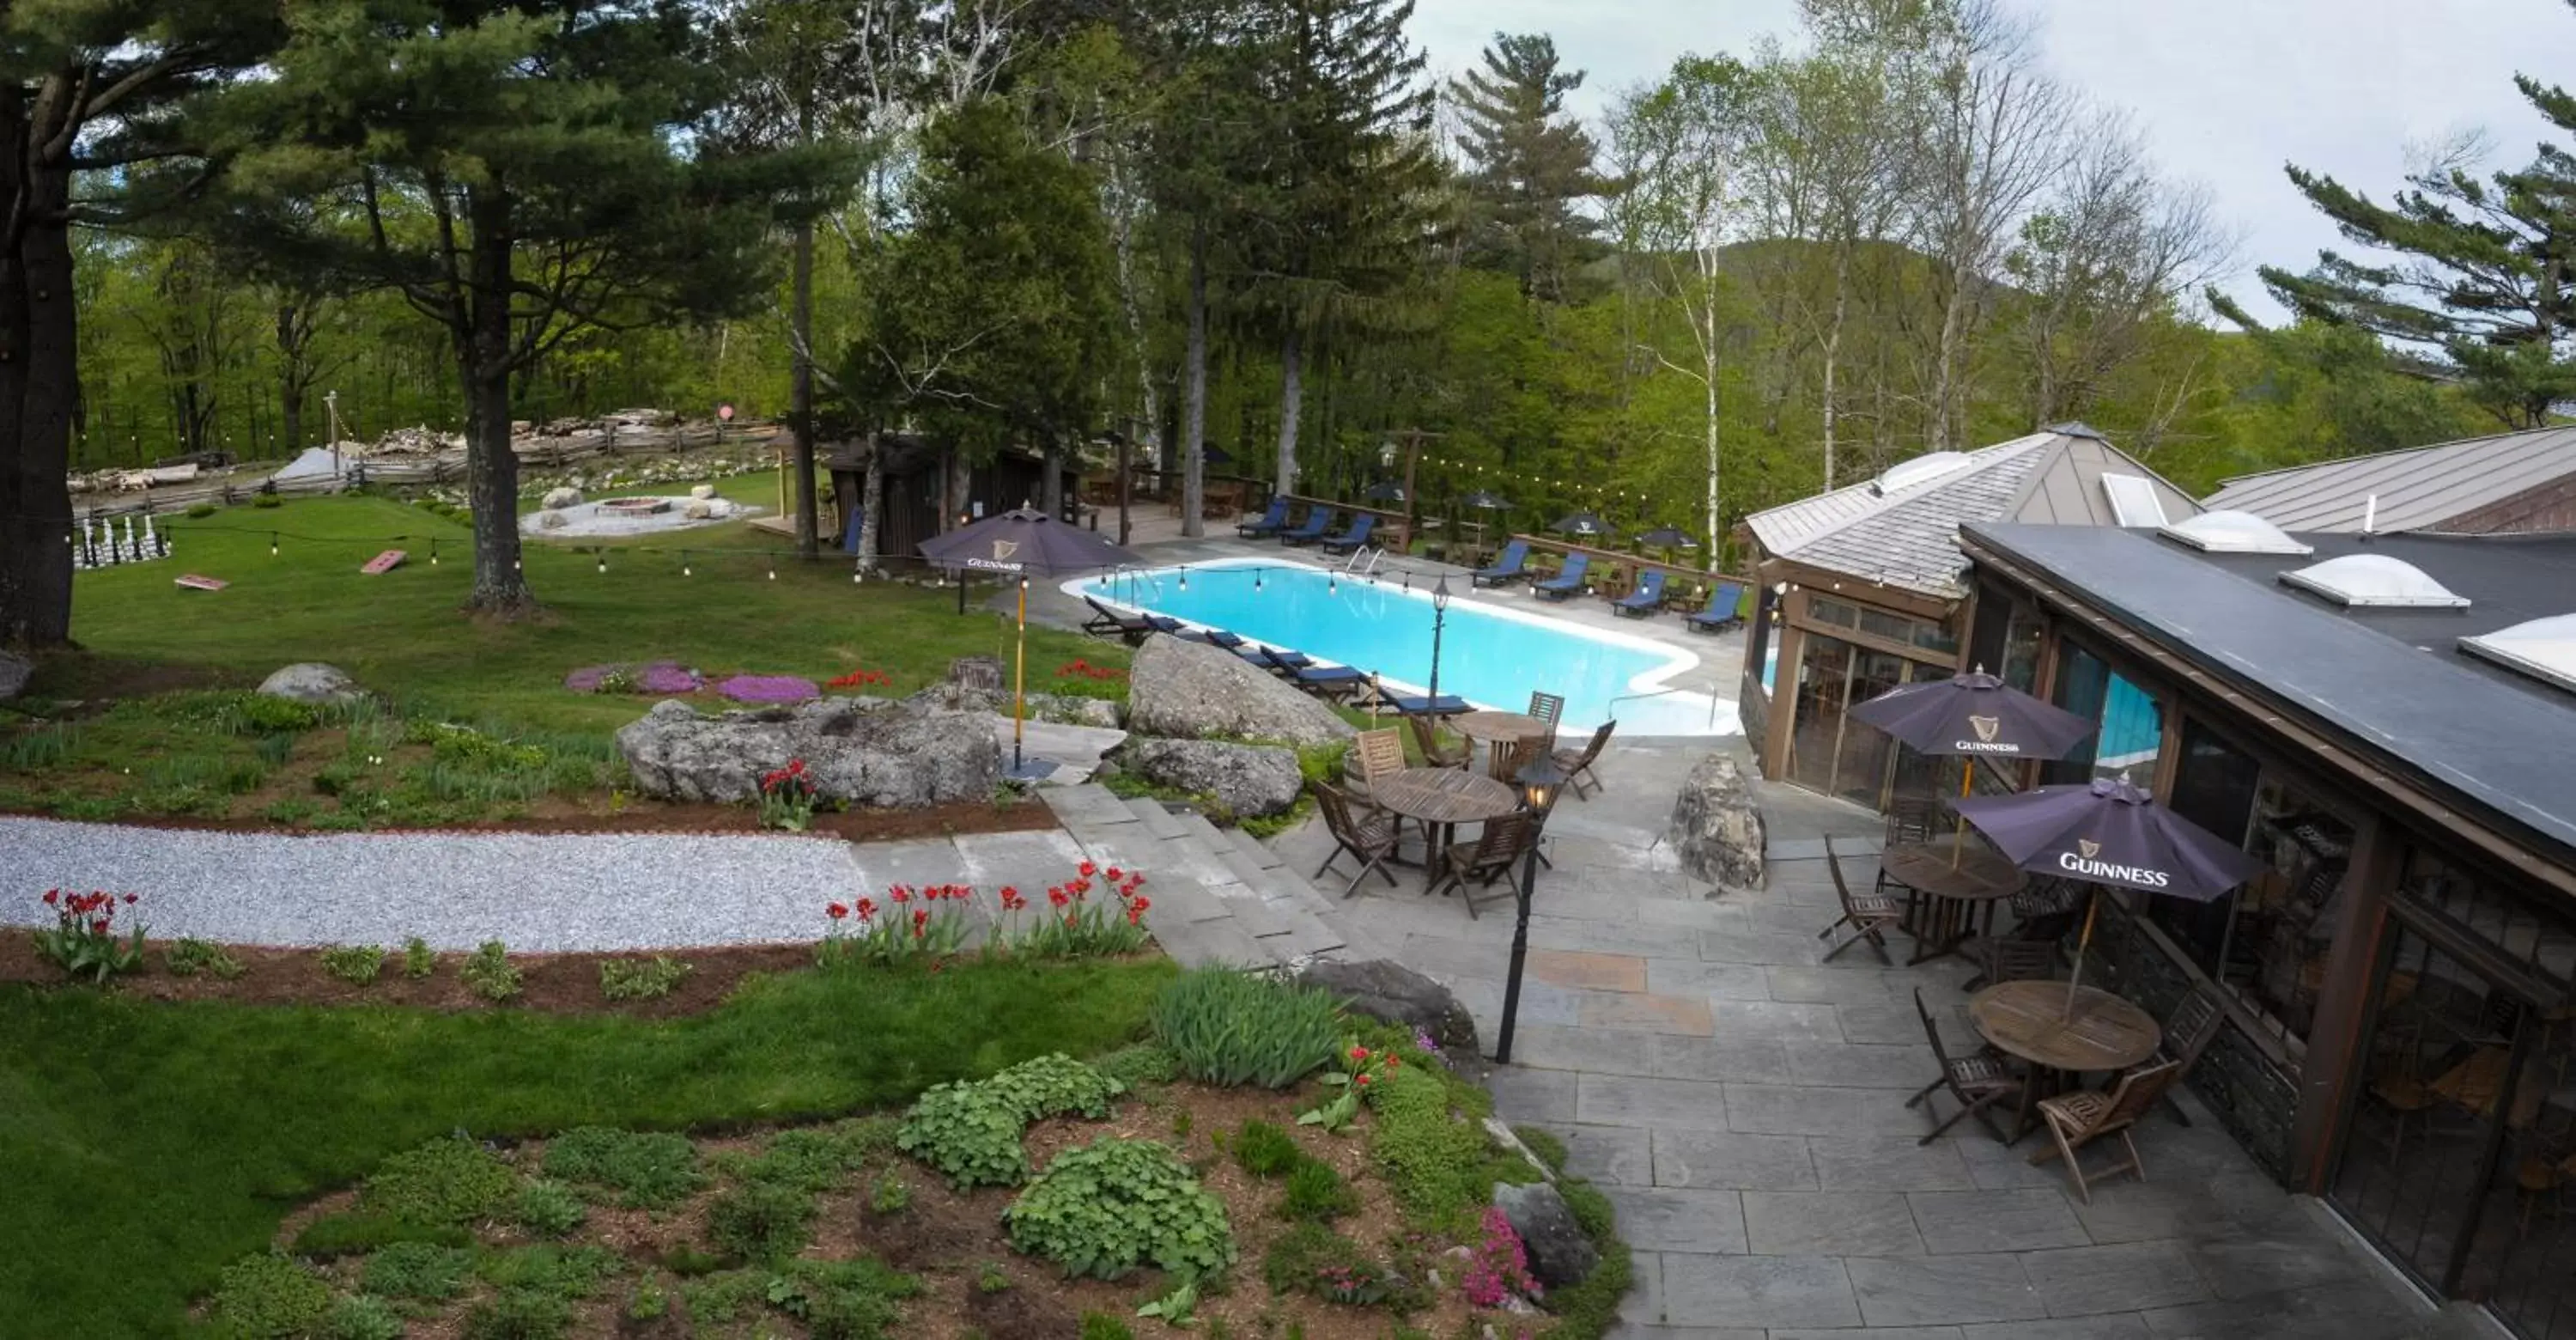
(1081, 595), (1156, 644)
(1685, 582), (1746, 634)
(1533, 554), (1589, 601)
(1279, 508), (1336, 546)
(1319, 513), (1376, 556)
(1258, 648), (1364, 697)
(1377, 687), (1470, 716)
(1236, 497), (1290, 539)
(1611, 570), (1665, 618)
(1473, 539), (1530, 587)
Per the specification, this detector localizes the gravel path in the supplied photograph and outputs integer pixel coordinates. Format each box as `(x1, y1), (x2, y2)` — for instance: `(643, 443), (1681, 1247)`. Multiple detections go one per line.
(2, 817), (865, 952)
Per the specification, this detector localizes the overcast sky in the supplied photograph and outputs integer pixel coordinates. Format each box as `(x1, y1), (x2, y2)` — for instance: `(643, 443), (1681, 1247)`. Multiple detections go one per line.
(1408, 0), (2558, 321)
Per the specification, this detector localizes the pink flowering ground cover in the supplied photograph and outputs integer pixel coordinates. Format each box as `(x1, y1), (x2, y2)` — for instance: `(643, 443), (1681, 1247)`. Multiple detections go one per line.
(717, 674), (820, 704)
(566, 661), (708, 694)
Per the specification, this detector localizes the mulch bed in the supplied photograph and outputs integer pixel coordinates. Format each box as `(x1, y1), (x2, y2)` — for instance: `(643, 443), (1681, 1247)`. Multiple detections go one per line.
(0, 931), (816, 1019)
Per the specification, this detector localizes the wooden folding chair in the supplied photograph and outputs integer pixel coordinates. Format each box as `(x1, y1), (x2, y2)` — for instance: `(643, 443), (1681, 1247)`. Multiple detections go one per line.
(2032, 1058), (2184, 1203)
(2154, 986), (2227, 1126)
(1526, 691), (1565, 730)
(1406, 714), (1468, 770)
(1820, 836), (1910, 965)
(1311, 783), (1402, 898)
(1426, 810), (1538, 920)
(1906, 987), (2028, 1145)
(1552, 720), (1616, 801)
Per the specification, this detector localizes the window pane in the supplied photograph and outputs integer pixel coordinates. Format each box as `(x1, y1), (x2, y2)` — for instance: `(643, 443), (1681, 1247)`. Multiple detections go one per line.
(1808, 597), (1858, 629)
(2002, 606), (2043, 692)
(2154, 717), (2264, 986)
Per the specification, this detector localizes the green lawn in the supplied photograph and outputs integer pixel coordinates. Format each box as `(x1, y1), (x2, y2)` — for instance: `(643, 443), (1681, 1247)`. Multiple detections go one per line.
(0, 957), (1173, 1336)
(50, 493), (1119, 736)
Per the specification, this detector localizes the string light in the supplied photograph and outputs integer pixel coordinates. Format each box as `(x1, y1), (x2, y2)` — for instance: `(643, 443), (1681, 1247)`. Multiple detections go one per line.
(596, 551), (607, 574)
(429, 539), (439, 564)
(270, 533), (279, 557)
(767, 557), (777, 580)
(1254, 573), (1262, 593)
(682, 551), (692, 576)
(1328, 575), (1338, 594)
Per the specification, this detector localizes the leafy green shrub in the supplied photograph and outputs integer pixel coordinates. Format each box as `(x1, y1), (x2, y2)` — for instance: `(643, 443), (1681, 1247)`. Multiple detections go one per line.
(365, 1136), (516, 1227)
(541, 1127), (705, 1209)
(477, 1244), (621, 1300)
(983, 1051), (1123, 1121)
(514, 1179), (587, 1237)
(657, 1246), (725, 1277)
(402, 936), (435, 978)
(1365, 1065), (1507, 1230)
(598, 954), (690, 1002)
(210, 1252), (332, 1338)
(324, 1294), (406, 1340)
(870, 1171), (912, 1215)
(681, 1270), (768, 1325)
(705, 1180), (817, 1264)
(460, 1289), (571, 1340)
(262, 796), (317, 825)
(1079, 1314), (1137, 1340)
(252, 492), (283, 509)
(896, 1081), (1030, 1188)
(771, 1258), (921, 1340)
(290, 1212), (471, 1259)
(222, 694), (321, 735)
(1092, 1042), (1179, 1089)
(1279, 1160), (1358, 1222)
(732, 1119), (889, 1192)
(1002, 1138), (1235, 1282)
(1150, 970), (1340, 1088)
(186, 502), (219, 519)
(1261, 1222), (1386, 1302)
(1231, 1121), (1304, 1179)
(167, 937), (245, 980)
(461, 941), (522, 1002)
(361, 1241), (475, 1300)
(625, 1276), (671, 1321)
(319, 943), (386, 984)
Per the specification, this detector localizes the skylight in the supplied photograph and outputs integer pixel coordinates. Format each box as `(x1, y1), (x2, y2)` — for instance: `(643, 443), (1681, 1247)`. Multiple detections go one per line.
(1873, 451), (1974, 496)
(2159, 509), (2313, 555)
(2461, 614), (2576, 694)
(2100, 472), (2169, 527)
(2277, 554), (2470, 609)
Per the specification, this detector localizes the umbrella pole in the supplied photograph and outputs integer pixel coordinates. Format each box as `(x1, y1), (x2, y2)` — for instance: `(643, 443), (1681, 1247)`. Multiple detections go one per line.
(1014, 578), (1027, 773)
(2065, 889), (2099, 1021)
(1952, 758), (1973, 869)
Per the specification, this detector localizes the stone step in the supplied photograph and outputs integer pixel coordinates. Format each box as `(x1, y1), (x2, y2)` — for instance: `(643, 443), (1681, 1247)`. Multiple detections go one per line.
(1147, 914), (1277, 969)
(1122, 795), (1193, 840)
(1042, 783), (1139, 835)
(1209, 887), (1292, 941)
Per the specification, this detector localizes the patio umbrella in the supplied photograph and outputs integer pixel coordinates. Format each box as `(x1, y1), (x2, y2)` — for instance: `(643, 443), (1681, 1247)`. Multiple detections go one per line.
(1363, 479), (1408, 503)
(1952, 773), (2265, 1018)
(1850, 667), (2095, 866)
(1460, 490), (1511, 511)
(917, 509), (1144, 778)
(1633, 526), (1699, 551)
(1551, 511), (1609, 539)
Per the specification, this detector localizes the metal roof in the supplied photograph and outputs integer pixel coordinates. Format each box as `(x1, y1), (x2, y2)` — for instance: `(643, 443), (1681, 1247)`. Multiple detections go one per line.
(1963, 523), (2576, 863)
(2205, 427), (2576, 533)
(1746, 429), (2199, 598)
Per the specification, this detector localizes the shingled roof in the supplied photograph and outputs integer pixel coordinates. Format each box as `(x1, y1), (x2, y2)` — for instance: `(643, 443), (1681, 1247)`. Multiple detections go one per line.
(2204, 426), (2576, 534)
(1746, 426), (2198, 599)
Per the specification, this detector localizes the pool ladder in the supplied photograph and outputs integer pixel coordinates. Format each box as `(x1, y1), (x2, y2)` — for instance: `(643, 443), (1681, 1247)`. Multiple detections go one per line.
(1343, 546), (1385, 578)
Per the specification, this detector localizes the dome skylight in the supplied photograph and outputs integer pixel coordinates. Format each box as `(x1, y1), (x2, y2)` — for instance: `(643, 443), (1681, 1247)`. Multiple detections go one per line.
(1872, 451), (1975, 496)
(2461, 613), (2576, 694)
(2159, 509), (2313, 556)
(2277, 553), (2470, 609)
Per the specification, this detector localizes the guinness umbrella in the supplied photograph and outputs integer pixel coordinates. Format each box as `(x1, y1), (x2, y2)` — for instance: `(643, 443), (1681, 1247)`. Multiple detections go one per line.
(1952, 772), (2264, 1017)
(1363, 479), (1408, 503)
(918, 509), (1144, 777)
(1551, 511), (1609, 539)
(1633, 526), (1699, 551)
(1460, 490), (1511, 511)
(1850, 667), (2094, 867)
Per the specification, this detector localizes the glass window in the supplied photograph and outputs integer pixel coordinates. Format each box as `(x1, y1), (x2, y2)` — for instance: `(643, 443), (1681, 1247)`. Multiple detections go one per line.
(2154, 717), (2264, 987)
(1808, 597), (1858, 629)
(2043, 643), (2164, 786)
(2001, 606), (2042, 693)
(1788, 633), (1912, 809)
(1968, 589), (2013, 675)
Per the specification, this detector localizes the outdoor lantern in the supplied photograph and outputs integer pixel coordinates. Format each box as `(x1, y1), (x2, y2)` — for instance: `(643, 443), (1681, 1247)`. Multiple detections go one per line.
(1493, 750), (1571, 1065)
(1380, 439), (1398, 470)
(1516, 753), (1568, 819)
(1433, 576), (1452, 612)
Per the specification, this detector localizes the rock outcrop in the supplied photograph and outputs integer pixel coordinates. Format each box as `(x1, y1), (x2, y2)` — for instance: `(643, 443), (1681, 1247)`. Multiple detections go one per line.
(258, 663), (361, 704)
(617, 697), (998, 807)
(1116, 736), (1304, 819)
(0, 649), (30, 701)
(1492, 1182), (1600, 1288)
(1298, 958), (1479, 1054)
(1668, 752), (1765, 892)
(1125, 634), (1353, 747)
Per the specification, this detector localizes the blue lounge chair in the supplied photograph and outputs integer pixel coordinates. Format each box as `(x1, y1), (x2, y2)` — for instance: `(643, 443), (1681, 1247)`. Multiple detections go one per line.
(1259, 648), (1364, 697)
(1533, 554), (1589, 602)
(1376, 685), (1470, 716)
(1686, 582), (1747, 635)
(1473, 539), (1530, 587)
(1280, 508), (1336, 546)
(1143, 613), (1188, 636)
(1612, 570), (1666, 618)
(1236, 497), (1290, 539)
(1319, 513), (1376, 556)
(1219, 632), (1309, 670)
(1082, 595), (1157, 643)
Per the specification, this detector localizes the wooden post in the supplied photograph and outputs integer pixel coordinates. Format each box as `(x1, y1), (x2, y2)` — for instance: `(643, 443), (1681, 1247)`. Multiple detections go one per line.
(1117, 429), (1133, 548)
(1400, 429), (1420, 553)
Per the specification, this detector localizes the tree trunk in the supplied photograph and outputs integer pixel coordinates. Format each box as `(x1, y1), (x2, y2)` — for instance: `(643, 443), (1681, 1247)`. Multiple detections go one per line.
(1180, 220), (1209, 539)
(858, 430), (883, 569)
(1275, 326), (1302, 496)
(790, 219), (819, 558)
(945, 448), (969, 530)
(1820, 242), (1850, 491)
(1042, 436), (1064, 520)
(0, 137), (77, 649)
(1703, 312), (1721, 562)
(461, 185), (535, 617)
(1929, 251), (1975, 454)
(1107, 169), (1163, 485)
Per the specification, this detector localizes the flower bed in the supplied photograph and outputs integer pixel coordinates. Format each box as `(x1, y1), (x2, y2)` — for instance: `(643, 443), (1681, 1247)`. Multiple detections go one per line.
(715, 673), (820, 704)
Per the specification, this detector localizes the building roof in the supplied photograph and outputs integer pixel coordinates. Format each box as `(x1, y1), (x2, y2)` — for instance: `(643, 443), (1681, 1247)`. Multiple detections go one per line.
(1746, 428), (2200, 599)
(2204, 426), (2576, 533)
(1961, 522), (2576, 864)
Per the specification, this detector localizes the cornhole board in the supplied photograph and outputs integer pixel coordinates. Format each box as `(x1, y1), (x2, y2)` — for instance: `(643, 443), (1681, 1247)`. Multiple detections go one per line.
(175, 574), (228, 591)
(361, 550), (407, 575)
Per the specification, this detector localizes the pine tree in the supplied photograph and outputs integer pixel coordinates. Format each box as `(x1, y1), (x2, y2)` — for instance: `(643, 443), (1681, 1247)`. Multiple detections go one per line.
(1449, 32), (1610, 304)
(208, 0), (818, 617)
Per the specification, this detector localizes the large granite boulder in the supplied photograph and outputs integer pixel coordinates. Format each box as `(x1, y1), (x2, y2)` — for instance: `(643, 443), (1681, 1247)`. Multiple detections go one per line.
(617, 696), (999, 807)
(1117, 736), (1303, 819)
(1668, 752), (1765, 892)
(1126, 633), (1354, 747)
(1492, 1182), (1600, 1289)
(258, 662), (361, 704)
(1298, 958), (1479, 1055)
(541, 486), (582, 509)
(0, 649), (30, 701)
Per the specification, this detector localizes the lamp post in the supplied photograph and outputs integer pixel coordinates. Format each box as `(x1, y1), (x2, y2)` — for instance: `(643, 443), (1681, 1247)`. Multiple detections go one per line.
(1494, 752), (1569, 1064)
(1428, 576), (1451, 708)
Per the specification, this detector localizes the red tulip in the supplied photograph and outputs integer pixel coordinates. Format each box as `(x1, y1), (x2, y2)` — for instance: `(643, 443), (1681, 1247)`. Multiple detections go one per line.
(827, 903), (849, 921)
(1078, 861), (1097, 877)
(42, 890), (58, 906)
(123, 893), (137, 904)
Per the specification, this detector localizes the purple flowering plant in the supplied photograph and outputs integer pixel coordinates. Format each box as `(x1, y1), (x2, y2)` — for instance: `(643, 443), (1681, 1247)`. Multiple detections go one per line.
(717, 674), (820, 704)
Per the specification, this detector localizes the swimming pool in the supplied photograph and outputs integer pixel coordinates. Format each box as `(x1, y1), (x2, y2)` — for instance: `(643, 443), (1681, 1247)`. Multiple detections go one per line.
(1074, 558), (1738, 736)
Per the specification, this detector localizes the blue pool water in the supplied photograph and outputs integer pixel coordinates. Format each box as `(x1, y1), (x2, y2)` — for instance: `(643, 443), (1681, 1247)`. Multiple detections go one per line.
(1076, 559), (1731, 734)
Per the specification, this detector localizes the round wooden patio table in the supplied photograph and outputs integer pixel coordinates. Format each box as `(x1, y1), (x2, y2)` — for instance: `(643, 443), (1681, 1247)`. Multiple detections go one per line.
(1971, 979), (2163, 1142)
(1452, 710), (1553, 776)
(1370, 769), (1522, 891)
(1879, 839), (2026, 965)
